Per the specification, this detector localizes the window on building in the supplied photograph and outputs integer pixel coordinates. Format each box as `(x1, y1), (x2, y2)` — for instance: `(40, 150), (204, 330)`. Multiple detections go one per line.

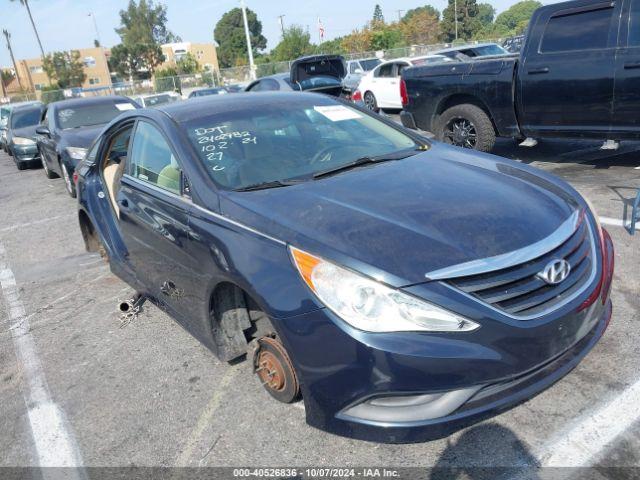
(540, 6), (614, 52)
(84, 56), (97, 67)
(34, 83), (44, 91)
(29, 66), (43, 74)
(88, 78), (101, 85)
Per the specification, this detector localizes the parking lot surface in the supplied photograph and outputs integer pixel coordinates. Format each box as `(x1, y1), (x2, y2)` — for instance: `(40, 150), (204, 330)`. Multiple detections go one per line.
(0, 138), (639, 475)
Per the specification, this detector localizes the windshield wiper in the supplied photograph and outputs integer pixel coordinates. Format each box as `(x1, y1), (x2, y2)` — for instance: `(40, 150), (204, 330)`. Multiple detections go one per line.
(312, 150), (420, 180)
(234, 179), (305, 192)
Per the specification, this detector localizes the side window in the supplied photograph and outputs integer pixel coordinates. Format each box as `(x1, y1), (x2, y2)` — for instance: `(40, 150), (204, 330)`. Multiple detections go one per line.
(128, 121), (181, 194)
(376, 63), (394, 78)
(41, 108), (48, 126)
(349, 62), (358, 74)
(540, 7), (614, 52)
(630, 0), (640, 46)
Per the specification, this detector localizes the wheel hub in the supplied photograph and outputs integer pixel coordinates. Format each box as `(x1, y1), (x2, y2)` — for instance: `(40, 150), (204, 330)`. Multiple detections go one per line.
(256, 338), (287, 391)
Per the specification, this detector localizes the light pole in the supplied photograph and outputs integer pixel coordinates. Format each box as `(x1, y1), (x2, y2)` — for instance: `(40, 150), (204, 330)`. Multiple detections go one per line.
(88, 12), (102, 46)
(277, 15), (286, 37)
(454, 0), (459, 41)
(2, 29), (24, 92)
(240, 0), (256, 80)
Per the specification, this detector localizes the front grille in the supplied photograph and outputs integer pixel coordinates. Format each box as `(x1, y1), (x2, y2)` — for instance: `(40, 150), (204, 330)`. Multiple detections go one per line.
(448, 218), (595, 318)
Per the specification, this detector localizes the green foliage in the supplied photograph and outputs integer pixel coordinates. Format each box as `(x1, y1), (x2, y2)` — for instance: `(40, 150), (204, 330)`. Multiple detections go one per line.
(370, 26), (405, 50)
(271, 25), (316, 62)
(495, 0), (542, 30)
(441, 0), (481, 41)
(114, 0), (178, 74)
(316, 36), (346, 55)
(176, 52), (199, 74)
(42, 50), (86, 89)
(477, 3), (496, 26)
(1, 69), (15, 87)
(155, 66), (178, 78)
(214, 7), (267, 68)
(109, 43), (163, 80)
(472, 22), (512, 40)
(40, 85), (65, 104)
(403, 5), (440, 21)
(401, 9), (441, 45)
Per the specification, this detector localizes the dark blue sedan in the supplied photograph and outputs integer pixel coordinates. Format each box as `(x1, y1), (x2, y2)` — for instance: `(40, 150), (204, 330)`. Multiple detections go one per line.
(76, 92), (614, 443)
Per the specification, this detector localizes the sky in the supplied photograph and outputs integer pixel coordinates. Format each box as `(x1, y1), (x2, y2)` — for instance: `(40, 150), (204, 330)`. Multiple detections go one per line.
(0, 0), (557, 68)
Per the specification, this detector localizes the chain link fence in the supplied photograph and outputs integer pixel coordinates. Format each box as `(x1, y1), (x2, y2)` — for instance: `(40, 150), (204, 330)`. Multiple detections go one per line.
(1, 37), (510, 105)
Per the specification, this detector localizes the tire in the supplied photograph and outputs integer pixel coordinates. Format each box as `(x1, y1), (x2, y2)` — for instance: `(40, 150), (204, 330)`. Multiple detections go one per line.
(41, 153), (58, 179)
(16, 161), (27, 171)
(61, 161), (76, 198)
(363, 91), (378, 112)
(437, 104), (496, 152)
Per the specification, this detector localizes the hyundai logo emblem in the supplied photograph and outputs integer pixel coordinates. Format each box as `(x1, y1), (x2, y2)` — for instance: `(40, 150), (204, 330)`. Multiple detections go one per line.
(538, 259), (571, 285)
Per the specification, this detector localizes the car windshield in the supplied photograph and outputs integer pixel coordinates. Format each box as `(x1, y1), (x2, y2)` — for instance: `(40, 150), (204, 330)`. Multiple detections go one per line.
(474, 44), (509, 56)
(56, 101), (134, 129)
(360, 59), (381, 71)
(183, 97), (420, 190)
(145, 94), (175, 106)
(11, 108), (41, 129)
(192, 89), (227, 97)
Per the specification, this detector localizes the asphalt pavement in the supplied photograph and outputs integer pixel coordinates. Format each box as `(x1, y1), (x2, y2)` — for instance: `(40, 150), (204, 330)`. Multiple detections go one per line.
(0, 137), (638, 477)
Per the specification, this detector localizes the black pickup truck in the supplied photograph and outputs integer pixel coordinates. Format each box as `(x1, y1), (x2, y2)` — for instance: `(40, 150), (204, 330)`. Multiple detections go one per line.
(400, 0), (640, 151)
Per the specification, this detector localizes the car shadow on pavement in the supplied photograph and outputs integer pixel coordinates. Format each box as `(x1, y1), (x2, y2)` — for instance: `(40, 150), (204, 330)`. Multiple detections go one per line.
(428, 422), (540, 480)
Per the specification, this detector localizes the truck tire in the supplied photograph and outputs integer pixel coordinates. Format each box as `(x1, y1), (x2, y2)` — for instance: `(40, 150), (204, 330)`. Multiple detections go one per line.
(437, 104), (496, 152)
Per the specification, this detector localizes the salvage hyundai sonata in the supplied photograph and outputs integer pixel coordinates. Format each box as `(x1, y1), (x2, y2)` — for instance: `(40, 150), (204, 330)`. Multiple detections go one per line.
(76, 93), (614, 443)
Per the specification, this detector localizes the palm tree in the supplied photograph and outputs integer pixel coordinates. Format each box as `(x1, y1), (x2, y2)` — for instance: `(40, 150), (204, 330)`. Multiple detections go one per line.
(11, 0), (45, 57)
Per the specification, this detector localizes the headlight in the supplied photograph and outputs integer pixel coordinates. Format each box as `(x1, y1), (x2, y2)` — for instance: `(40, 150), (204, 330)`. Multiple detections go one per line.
(13, 136), (36, 146)
(65, 147), (88, 160)
(290, 246), (480, 333)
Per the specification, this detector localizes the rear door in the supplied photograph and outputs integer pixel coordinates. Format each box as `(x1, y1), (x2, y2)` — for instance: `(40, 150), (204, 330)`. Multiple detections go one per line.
(612, 0), (640, 135)
(117, 120), (199, 317)
(375, 62), (406, 108)
(518, 2), (620, 137)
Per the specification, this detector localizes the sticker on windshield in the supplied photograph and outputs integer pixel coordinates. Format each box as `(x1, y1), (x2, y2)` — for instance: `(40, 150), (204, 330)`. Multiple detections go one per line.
(115, 103), (135, 111)
(59, 109), (75, 122)
(314, 105), (362, 122)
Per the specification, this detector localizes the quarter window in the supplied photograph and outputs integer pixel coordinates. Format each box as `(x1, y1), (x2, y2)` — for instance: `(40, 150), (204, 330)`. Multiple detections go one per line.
(376, 63), (394, 78)
(128, 122), (181, 194)
(540, 7), (613, 52)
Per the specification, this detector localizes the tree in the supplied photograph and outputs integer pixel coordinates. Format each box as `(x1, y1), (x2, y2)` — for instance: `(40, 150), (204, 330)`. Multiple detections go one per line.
(372, 4), (384, 24)
(1, 69), (15, 90)
(317, 36), (346, 54)
(114, 0), (179, 75)
(109, 43), (162, 81)
(42, 51), (87, 89)
(477, 3), (496, 26)
(272, 25), (315, 62)
(401, 10), (441, 45)
(214, 8), (267, 68)
(495, 0), (542, 30)
(473, 22), (512, 40)
(403, 5), (440, 22)
(370, 25), (405, 50)
(176, 52), (199, 74)
(10, 0), (45, 57)
(441, 0), (481, 41)
(341, 28), (374, 53)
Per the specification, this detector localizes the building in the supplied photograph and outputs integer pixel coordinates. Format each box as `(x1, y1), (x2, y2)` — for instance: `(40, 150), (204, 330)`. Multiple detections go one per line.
(160, 42), (219, 73)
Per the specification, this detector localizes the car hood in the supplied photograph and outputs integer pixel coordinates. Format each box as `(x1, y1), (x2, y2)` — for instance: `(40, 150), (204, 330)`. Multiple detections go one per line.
(59, 124), (105, 148)
(221, 144), (579, 287)
(11, 125), (39, 140)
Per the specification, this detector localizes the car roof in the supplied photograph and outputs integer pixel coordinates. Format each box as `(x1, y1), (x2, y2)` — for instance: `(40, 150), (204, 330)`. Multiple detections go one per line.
(9, 102), (44, 114)
(2, 100), (41, 111)
(434, 42), (500, 53)
(154, 91), (329, 123)
(48, 95), (134, 110)
(378, 54), (445, 65)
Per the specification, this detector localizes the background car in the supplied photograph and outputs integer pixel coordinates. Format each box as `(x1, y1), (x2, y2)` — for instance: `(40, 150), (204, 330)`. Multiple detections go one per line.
(353, 55), (451, 111)
(1, 101), (41, 153)
(502, 35), (525, 53)
(188, 87), (229, 98)
(36, 95), (138, 197)
(5, 102), (44, 170)
(433, 42), (511, 61)
(343, 57), (382, 92)
(246, 55), (347, 97)
(132, 91), (181, 108)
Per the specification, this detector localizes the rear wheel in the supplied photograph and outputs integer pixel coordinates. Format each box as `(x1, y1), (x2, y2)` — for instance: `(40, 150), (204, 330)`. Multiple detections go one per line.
(364, 91), (378, 112)
(437, 104), (496, 152)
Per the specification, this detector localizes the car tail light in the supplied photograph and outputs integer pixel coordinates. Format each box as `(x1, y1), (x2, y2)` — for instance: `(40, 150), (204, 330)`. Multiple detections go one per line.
(578, 226), (614, 312)
(352, 90), (363, 102)
(73, 171), (78, 184)
(400, 79), (409, 107)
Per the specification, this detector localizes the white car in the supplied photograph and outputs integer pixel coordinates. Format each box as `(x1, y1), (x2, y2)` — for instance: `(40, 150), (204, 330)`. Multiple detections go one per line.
(132, 91), (182, 108)
(354, 55), (452, 111)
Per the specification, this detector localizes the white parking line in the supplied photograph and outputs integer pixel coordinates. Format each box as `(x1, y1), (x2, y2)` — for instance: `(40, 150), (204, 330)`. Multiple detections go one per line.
(538, 378), (640, 467)
(0, 243), (84, 472)
(599, 216), (630, 229)
(0, 214), (74, 234)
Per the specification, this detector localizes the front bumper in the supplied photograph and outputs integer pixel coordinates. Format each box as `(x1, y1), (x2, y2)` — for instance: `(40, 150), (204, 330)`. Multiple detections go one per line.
(275, 232), (613, 443)
(11, 143), (39, 163)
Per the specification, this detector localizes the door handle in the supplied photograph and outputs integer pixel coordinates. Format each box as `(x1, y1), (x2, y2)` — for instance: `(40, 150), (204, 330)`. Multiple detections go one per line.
(118, 198), (129, 209)
(527, 67), (549, 75)
(624, 62), (640, 69)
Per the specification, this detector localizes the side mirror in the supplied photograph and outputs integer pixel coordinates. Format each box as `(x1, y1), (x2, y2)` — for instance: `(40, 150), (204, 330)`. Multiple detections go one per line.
(36, 126), (50, 136)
